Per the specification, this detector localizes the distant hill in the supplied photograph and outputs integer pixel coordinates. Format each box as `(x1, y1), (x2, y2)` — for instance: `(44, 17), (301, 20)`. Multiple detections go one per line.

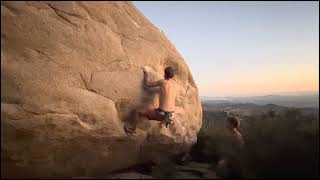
(201, 101), (319, 130)
(203, 102), (281, 115)
(201, 92), (319, 108)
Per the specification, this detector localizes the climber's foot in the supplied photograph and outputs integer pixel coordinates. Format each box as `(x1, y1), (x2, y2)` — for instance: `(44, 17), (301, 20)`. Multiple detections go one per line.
(124, 124), (137, 135)
(164, 119), (174, 128)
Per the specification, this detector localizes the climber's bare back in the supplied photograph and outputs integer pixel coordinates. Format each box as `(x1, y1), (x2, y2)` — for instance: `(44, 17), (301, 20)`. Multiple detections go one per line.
(158, 79), (176, 112)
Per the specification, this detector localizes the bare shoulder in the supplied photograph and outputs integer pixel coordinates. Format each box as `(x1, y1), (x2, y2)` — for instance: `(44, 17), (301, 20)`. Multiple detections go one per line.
(174, 79), (178, 86)
(235, 132), (244, 144)
(169, 79), (177, 86)
(161, 79), (176, 87)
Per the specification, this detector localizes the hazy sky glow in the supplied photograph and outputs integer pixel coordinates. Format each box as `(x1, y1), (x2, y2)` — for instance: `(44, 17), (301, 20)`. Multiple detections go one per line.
(134, 1), (319, 96)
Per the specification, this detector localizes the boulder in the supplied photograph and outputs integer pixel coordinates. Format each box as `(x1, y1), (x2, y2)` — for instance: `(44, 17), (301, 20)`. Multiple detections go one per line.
(1, 1), (202, 178)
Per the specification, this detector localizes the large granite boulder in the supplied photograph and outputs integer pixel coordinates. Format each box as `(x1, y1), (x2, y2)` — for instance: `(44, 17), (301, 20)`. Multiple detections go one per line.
(1, 1), (202, 178)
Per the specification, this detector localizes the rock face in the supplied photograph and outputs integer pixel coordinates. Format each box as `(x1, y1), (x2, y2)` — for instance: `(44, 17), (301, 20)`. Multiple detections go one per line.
(1, 1), (202, 178)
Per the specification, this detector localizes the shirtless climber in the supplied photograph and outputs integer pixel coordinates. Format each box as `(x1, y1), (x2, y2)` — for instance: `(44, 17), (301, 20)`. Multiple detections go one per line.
(124, 66), (177, 134)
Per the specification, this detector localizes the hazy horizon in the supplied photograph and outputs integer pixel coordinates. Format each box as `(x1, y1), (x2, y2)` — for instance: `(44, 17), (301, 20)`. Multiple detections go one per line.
(201, 90), (319, 98)
(134, 1), (319, 97)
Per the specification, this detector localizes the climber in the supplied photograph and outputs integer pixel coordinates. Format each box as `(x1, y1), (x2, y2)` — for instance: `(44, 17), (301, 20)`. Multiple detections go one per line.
(124, 66), (177, 134)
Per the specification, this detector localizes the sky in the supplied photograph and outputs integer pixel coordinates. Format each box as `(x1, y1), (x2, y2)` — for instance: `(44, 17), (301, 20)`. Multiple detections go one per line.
(134, 1), (319, 97)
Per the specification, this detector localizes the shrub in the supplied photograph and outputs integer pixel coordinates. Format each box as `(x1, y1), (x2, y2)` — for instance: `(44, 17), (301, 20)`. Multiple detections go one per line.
(193, 108), (319, 178)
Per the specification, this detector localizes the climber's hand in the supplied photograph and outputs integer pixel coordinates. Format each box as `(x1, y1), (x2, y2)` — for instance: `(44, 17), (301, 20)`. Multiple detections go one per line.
(142, 66), (151, 74)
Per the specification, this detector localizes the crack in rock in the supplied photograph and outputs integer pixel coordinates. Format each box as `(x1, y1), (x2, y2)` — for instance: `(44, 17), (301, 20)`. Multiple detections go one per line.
(47, 3), (78, 27)
(28, 48), (62, 68)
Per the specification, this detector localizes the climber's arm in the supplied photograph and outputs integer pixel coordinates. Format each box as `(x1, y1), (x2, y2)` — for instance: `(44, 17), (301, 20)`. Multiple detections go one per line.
(144, 71), (163, 87)
(146, 79), (164, 87)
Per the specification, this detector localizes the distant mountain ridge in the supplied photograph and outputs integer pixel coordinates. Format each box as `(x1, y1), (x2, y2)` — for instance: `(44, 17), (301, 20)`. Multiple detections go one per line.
(201, 92), (319, 108)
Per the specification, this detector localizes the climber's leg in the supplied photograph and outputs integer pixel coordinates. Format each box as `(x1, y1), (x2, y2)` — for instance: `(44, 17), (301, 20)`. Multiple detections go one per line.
(142, 108), (164, 122)
(124, 106), (157, 134)
(124, 108), (141, 134)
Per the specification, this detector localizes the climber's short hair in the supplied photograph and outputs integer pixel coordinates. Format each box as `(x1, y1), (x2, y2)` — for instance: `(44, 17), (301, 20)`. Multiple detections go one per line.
(164, 66), (174, 79)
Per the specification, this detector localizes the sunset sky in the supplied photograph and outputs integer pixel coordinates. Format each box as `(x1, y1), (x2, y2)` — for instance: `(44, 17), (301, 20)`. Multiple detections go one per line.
(134, 1), (319, 97)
